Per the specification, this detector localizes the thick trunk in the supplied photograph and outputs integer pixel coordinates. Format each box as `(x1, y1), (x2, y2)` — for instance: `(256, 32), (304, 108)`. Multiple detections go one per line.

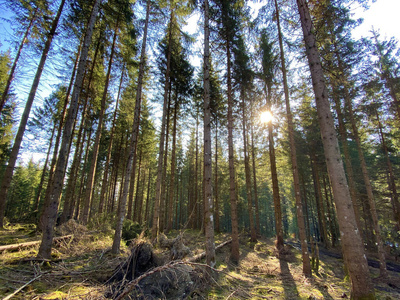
(112, 0), (151, 253)
(274, 0), (311, 275)
(203, 0), (216, 266)
(332, 90), (362, 230)
(0, 0), (66, 229)
(296, 0), (375, 298)
(37, 0), (101, 259)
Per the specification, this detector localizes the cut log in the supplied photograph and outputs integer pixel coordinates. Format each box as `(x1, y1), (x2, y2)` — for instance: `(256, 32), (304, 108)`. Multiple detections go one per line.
(186, 238), (232, 262)
(0, 235), (73, 252)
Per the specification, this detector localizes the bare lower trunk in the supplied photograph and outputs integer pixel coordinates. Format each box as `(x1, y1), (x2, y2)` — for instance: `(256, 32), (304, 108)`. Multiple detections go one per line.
(38, 0), (101, 259)
(81, 21), (119, 225)
(227, 41), (239, 264)
(112, 0), (151, 253)
(241, 96), (256, 242)
(98, 68), (124, 214)
(0, 0), (66, 229)
(203, 0), (216, 266)
(296, 0), (375, 298)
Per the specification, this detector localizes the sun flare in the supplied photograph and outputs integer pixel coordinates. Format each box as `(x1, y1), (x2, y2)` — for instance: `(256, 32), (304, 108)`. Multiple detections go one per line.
(260, 110), (273, 123)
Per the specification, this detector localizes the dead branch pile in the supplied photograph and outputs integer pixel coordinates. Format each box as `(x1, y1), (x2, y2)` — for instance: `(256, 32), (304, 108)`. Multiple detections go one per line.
(107, 237), (216, 299)
(157, 232), (191, 260)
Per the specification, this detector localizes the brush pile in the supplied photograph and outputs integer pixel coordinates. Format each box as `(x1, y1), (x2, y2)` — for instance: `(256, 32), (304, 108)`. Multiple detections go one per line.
(107, 236), (209, 299)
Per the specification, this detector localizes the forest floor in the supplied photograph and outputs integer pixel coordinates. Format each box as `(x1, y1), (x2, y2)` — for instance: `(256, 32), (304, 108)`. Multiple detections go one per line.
(0, 222), (400, 299)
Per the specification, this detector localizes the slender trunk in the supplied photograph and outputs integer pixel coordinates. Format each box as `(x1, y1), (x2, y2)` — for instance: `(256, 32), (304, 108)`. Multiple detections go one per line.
(249, 105), (260, 237)
(33, 124), (56, 212)
(0, 0), (66, 229)
(226, 39), (239, 263)
(194, 113), (199, 229)
(265, 83), (284, 249)
(38, 0), (101, 259)
(241, 95), (256, 242)
(296, 0), (375, 297)
(214, 122), (220, 233)
(0, 9), (37, 113)
(151, 10), (173, 239)
(98, 68), (124, 214)
(137, 167), (146, 225)
(167, 103), (177, 232)
(160, 93), (171, 231)
(144, 168), (151, 225)
(310, 151), (329, 246)
(133, 151), (142, 222)
(274, 0), (311, 274)
(204, 0), (216, 266)
(81, 21), (119, 225)
(112, 0), (151, 253)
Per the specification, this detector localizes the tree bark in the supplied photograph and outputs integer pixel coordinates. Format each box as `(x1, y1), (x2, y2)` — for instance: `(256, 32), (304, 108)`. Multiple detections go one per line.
(241, 95), (256, 242)
(167, 103), (178, 232)
(296, 0), (375, 298)
(226, 39), (240, 264)
(203, 0), (216, 266)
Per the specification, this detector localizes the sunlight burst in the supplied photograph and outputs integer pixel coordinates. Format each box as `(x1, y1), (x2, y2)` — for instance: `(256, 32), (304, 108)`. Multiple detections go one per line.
(260, 110), (273, 124)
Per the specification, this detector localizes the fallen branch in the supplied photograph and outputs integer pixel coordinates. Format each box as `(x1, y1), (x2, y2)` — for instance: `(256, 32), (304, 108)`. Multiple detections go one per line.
(186, 238), (232, 262)
(2, 274), (42, 300)
(0, 235), (73, 252)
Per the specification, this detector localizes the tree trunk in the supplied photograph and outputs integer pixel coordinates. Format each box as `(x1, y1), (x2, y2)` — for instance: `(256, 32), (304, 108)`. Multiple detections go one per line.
(226, 39), (240, 264)
(112, 0), (151, 253)
(214, 122), (220, 233)
(98, 68), (124, 214)
(160, 93), (171, 231)
(81, 20), (119, 225)
(274, 0), (311, 275)
(151, 9), (174, 240)
(33, 124), (56, 212)
(310, 150), (329, 247)
(0, 0), (66, 229)
(167, 103), (178, 232)
(37, 0), (101, 259)
(203, 0), (216, 266)
(296, 0), (375, 298)
(241, 94), (256, 242)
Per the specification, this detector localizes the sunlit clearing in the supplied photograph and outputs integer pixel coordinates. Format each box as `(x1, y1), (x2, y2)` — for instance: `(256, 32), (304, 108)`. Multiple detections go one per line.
(260, 110), (273, 123)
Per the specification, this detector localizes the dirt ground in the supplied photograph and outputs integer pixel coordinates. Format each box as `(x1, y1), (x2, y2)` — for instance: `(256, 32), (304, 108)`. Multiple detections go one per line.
(1, 223), (400, 299)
